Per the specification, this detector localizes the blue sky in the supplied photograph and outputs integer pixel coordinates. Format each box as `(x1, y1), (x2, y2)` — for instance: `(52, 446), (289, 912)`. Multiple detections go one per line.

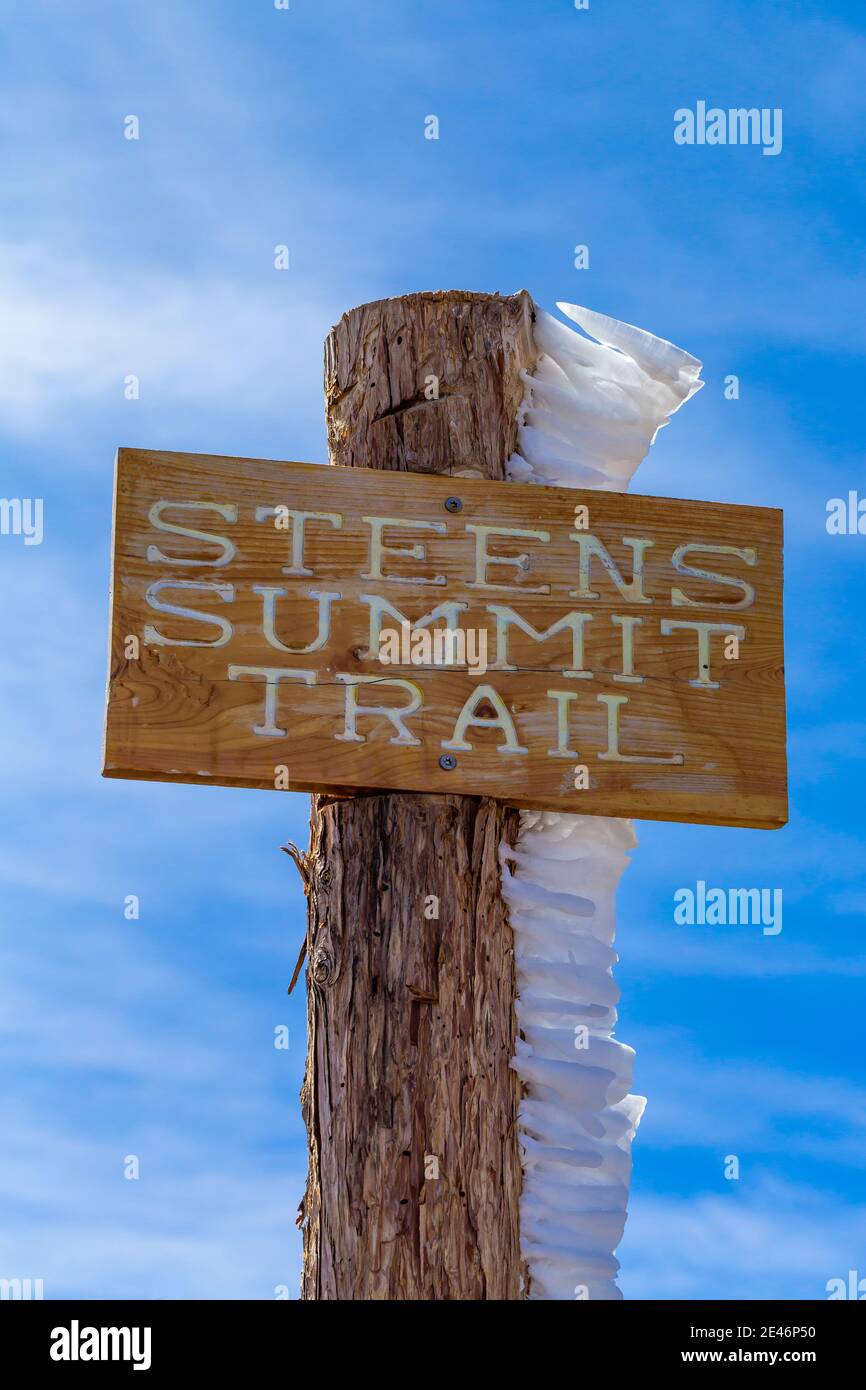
(1, 0), (864, 1300)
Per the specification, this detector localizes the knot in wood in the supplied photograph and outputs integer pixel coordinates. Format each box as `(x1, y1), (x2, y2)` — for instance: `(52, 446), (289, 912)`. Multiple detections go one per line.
(311, 929), (338, 987)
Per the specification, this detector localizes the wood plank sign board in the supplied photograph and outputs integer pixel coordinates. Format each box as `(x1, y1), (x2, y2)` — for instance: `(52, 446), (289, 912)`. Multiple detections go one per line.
(103, 449), (787, 828)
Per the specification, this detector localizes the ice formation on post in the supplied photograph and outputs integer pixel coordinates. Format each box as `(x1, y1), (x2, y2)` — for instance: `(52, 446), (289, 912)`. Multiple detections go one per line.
(506, 301), (702, 492)
(501, 300), (703, 1300)
(500, 813), (641, 1300)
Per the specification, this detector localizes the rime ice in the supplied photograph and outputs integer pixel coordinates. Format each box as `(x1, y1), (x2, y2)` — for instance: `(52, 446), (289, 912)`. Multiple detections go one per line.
(504, 300), (703, 1300)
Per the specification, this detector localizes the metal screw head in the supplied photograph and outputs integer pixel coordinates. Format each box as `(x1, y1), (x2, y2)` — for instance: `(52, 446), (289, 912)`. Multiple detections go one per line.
(444, 496), (462, 514)
(439, 754), (457, 771)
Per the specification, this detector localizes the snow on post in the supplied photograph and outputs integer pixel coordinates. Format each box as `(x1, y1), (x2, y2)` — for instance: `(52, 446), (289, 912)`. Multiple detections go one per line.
(501, 301), (703, 1300)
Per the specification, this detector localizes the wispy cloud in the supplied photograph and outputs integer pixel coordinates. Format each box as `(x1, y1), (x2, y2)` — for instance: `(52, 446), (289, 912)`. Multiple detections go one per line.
(622, 1175), (866, 1300)
(0, 242), (334, 442)
(0, 872), (309, 1297)
(630, 1027), (866, 1167)
(0, 1103), (304, 1298)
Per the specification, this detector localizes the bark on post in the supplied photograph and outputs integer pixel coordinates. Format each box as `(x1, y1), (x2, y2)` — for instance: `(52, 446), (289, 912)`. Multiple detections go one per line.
(299, 291), (537, 1300)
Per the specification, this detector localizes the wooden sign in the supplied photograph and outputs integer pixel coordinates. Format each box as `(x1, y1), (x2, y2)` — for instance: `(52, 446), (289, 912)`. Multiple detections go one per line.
(104, 448), (786, 828)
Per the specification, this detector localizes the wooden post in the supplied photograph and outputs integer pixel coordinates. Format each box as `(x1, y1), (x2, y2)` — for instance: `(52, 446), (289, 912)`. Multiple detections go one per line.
(299, 291), (537, 1300)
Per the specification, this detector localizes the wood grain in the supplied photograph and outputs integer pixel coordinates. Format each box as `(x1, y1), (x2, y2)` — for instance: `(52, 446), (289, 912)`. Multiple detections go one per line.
(304, 289), (535, 1301)
(301, 793), (525, 1299)
(104, 448), (787, 829)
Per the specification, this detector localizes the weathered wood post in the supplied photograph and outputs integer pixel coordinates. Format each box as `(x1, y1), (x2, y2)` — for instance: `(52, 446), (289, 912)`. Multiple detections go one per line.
(299, 291), (536, 1300)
